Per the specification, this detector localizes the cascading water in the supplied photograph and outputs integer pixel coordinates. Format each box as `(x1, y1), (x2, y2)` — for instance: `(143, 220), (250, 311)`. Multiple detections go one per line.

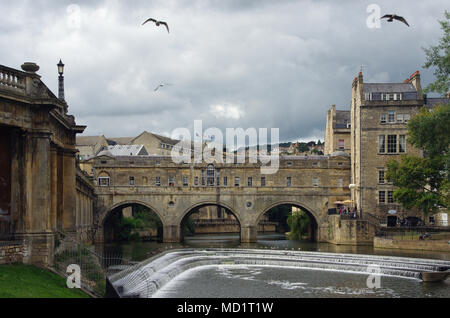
(108, 248), (450, 298)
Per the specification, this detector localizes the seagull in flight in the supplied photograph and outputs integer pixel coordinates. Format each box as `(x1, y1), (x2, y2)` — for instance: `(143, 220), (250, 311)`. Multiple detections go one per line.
(142, 18), (170, 33)
(154, 83), (172, 91)
(381, 14), (410, 27)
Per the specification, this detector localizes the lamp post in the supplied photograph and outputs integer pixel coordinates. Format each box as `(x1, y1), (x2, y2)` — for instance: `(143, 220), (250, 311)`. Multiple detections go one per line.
(57, 59), (65, 101)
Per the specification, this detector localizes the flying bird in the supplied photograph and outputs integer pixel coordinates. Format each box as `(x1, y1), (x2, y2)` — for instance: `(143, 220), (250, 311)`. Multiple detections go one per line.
(381, 14), (410, 27)
(154, 83), (172, 91)
(142, 18), (170, 33)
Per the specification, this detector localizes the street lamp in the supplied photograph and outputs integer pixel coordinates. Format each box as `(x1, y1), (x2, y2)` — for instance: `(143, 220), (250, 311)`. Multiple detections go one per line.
(57, 59), (65, 101)
(57, 59), (65, 76)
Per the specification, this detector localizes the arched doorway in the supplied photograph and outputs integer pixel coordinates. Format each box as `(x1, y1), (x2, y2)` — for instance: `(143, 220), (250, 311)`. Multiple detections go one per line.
(103, 202), (163, 243)
(257, 203), (319, 242)
(179, 203), (241, 246)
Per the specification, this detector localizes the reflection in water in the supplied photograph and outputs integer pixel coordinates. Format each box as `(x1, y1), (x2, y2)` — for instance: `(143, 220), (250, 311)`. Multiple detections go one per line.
(97, 233), (450, 262)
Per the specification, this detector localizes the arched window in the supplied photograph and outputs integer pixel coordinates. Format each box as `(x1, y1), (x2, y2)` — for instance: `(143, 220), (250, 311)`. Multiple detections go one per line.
(98, 171), (110, 187)
(207, 164), (215, 186)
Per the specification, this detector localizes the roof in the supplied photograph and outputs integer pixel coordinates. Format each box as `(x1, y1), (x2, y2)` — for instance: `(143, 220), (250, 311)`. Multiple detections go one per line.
(101, 145), (148, 156)
(133, 131), (179, 145)
(335, 110), (350, 128)
(425, 97), (450, 108)
(108, 137), (134, 145)
(76, 135), (104, 146)
(363, 83), (417, 93)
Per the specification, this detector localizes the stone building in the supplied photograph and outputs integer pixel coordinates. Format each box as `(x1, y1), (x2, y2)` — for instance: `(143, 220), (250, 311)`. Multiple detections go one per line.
(0, 62), (87, 265)
(76, 130), (179, 159)
(348, 70), (449, 224)
(324, 105), (351, 155)
(75, 167), (97, 242)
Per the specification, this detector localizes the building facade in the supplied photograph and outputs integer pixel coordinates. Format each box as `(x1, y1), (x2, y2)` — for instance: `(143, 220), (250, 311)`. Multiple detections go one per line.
(324, 105), (351, 155)
(0, 62), (86, 264)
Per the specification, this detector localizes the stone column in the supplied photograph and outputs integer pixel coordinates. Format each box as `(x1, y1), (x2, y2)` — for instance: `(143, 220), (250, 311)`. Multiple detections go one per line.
(240, 225), (257, 243)
(163, 225), (181, 243)
(62, 150), (77, 232)
(26, 132), (52, 233)
(17, 131), (55, 265)
(50, 146), (58, 230)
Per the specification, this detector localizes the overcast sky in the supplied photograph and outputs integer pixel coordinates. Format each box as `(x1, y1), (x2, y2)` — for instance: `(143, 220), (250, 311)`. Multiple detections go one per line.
(0, 0), (447, 145)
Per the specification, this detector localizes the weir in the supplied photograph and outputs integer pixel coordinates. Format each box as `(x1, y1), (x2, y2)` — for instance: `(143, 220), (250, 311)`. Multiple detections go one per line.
(107, 249), (450, 298)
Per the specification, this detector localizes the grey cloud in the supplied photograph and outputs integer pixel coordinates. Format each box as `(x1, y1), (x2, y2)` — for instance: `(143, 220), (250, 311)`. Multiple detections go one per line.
(0, 0), (447, 144)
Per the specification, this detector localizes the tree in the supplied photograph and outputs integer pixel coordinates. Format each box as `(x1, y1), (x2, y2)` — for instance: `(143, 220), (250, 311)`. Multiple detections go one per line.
(297, 142), (309, 152)
(422, 11), (450, 95)
(287, 209), (310, 240)
(386, 104), (450, 215)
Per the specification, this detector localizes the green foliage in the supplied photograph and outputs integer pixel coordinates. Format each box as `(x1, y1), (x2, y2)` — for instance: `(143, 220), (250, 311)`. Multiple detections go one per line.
(287, 210), (310, 240)
(422, 11), (450, 95)
(118, 205), (163, 241)
(183, 215), (196, 236)
(297, 142), (309, 152)
(386, 104), (450, 215)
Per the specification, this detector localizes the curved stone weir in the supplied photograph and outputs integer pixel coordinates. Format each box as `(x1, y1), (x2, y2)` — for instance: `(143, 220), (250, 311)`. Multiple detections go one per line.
(108, 249), (450, 298)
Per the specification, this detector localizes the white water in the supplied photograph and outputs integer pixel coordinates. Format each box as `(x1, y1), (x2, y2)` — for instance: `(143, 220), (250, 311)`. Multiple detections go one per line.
(108, 248), (450, 298)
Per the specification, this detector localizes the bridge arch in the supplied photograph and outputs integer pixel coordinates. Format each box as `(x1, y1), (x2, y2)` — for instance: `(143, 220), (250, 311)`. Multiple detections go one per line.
(102, 200), (166, 227)
(177, 200), (243, 242)
(256, 200), (321, 241)
(177, 200), (242, 226)
(100, 200), (166, 243)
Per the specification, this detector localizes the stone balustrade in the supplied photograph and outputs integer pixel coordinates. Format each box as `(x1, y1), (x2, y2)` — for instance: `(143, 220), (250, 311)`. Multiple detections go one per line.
(0, 65), (27, 94)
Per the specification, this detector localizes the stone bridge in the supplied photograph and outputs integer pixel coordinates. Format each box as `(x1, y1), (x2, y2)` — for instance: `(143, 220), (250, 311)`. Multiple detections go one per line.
(86, 152), (352, 243)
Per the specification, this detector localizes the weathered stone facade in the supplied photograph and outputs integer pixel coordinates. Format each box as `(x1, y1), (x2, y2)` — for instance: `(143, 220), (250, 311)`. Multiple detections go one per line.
(350, 71), (425, 221)
(324, 105), (351, 155)
(76, 167), (97, 242)
(0, 62), (85, 265)
(87, 153), (351, 243)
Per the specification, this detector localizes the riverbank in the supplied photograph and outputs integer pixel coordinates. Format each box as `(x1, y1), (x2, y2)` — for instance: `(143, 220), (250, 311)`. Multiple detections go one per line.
(374, 237), (450, 252)
(0, 264), (90, 298)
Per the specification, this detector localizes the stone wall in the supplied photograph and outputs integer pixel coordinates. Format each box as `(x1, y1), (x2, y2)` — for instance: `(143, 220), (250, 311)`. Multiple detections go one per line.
(374, 237), (450, 252)
(0, 242), (27, 264)
(324, 215), (375, 245)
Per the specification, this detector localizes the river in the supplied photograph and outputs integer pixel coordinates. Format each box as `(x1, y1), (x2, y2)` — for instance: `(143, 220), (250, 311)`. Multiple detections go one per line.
(98, 233), (450, 298)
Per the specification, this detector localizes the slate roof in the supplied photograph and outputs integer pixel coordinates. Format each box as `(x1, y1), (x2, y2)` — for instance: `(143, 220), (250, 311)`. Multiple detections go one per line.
(99, 145), (148, 156)
(363, 83), (417, 93)
(425, 97), (450, 108)
(335, 110), (350, 128)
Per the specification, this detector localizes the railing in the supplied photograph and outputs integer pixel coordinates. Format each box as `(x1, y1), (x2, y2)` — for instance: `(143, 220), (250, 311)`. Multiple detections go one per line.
(0, 65), (26, 94)
(362, 212), (383, 229)
(375, 227), (450, 241)
(52, 231), (133, 297)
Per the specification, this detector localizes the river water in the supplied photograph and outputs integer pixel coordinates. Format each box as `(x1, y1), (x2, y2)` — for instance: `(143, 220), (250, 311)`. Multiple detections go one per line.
(99, 234), (450, 298)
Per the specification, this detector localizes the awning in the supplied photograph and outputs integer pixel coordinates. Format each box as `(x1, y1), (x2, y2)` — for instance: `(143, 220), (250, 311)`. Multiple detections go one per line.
(342, 200), (354, 204)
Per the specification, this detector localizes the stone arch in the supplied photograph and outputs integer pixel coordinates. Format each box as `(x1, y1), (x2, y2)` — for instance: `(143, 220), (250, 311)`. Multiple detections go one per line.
(101, 200), (166, 227)
(257, 200), (321, 225)
(177, 200), (242, 226)
(256, 200), (321, 241)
